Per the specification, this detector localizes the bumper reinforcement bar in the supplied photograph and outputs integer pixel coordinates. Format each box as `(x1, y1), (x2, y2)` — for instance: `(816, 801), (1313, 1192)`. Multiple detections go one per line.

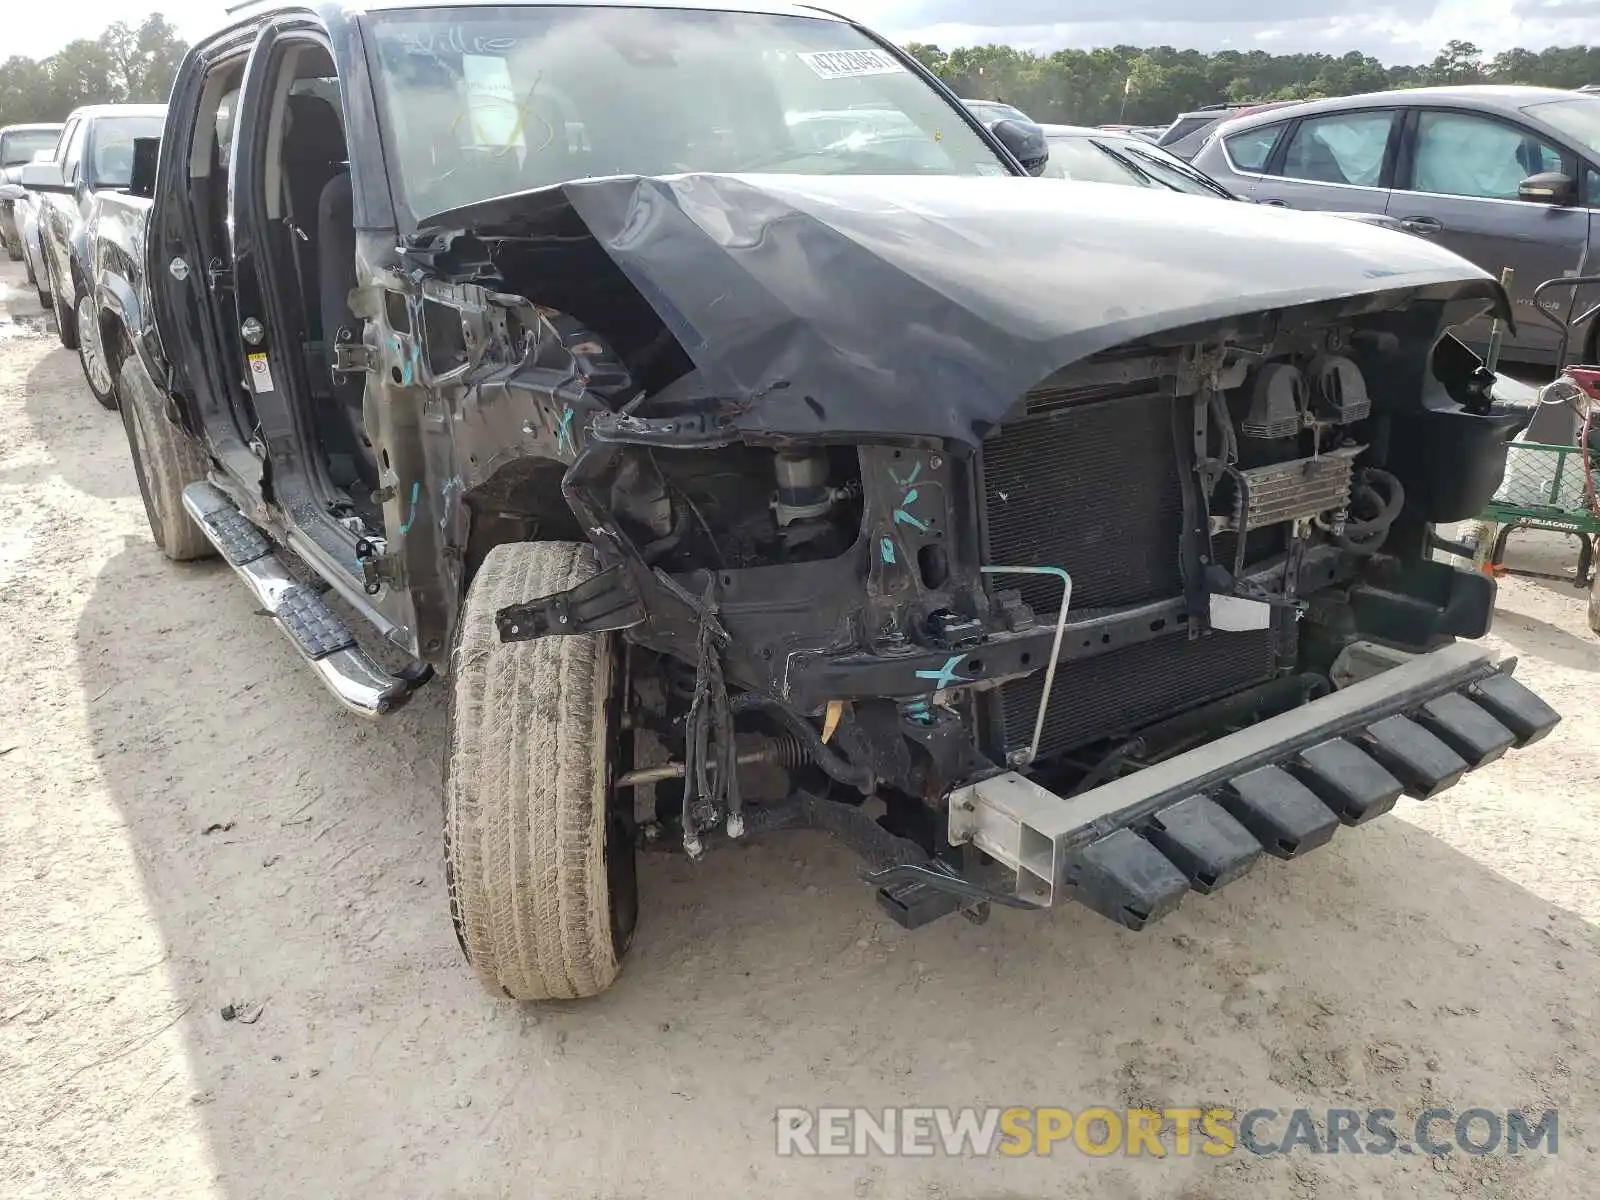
(945, 643), (1558, 928)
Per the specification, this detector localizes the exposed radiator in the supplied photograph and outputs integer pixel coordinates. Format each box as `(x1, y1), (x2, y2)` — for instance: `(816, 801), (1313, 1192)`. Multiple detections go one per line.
(981, 385), (1281, 760)
(998, 628), (1280, 760)
(981, 388), (1182, 614)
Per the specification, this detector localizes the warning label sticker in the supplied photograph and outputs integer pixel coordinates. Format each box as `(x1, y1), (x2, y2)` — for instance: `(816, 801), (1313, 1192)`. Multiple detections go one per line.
(247, 352), (274, 393)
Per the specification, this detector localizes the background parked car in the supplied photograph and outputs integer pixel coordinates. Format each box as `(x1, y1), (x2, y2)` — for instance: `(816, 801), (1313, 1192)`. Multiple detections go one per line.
(961, 98), (1049, 174)
(1040, 124), (1238, 196)
(960, 98), (1031, 126)
(1156, 101), (1295, 160)
(0, 123), (64, 260)
(14, 150), (56, 308)
(1193, 85), (1600, 365)
(1036, 123), (1409, 233)
(23, 104), (165, 408)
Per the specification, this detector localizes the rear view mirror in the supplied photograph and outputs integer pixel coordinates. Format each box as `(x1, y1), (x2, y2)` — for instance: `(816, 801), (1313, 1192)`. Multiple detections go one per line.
(128, 137), (160, 199)
(1518, 171), (1576, 205)
(991, 118), (1050, 177)
(20, 159), (67, 193)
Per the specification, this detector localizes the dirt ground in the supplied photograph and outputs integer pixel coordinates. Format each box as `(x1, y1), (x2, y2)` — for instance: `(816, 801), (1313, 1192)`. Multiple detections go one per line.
(1, 256), (1598, 1200)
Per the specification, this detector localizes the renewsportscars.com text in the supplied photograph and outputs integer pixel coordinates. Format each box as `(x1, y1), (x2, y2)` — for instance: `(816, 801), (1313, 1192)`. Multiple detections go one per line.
(775, 1106), (1558, 1158)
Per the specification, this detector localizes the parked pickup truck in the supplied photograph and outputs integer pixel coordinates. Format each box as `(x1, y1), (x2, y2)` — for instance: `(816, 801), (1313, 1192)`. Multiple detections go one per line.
(90, 0), (1558, 1001)
(21, 104), (166, 407)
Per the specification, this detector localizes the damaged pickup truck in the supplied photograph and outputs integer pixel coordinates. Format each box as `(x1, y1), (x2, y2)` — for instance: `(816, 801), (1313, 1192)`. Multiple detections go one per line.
(104, 0), (1559, 1000)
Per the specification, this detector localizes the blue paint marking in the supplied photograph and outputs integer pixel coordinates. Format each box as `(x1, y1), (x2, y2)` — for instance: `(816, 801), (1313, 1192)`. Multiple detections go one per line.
(914, 654), (968, 689)
(889, 461), (929, 531)
(439, 475), (463, 529)
(387, 333), (417, 387)
(556, 405), (576, 455)
(890, 461), (922, 488)
(398, 480), (421, 535)
(879, 536), (896, 564)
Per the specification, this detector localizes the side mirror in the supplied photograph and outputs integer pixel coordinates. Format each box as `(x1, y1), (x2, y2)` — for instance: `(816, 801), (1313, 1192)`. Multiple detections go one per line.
(991, 118), (1050, 177)
(1518, 171), (1576, 205)
(128, 137), (159, 199)
(20, 160), (68, 193)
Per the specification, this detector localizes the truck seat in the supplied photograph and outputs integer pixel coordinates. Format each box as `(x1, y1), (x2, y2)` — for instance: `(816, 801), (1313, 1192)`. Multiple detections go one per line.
(281, 94), (347, 341)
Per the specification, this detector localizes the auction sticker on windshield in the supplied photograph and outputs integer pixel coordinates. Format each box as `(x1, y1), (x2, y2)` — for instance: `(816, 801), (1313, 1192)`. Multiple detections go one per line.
(799, 49), (905, 80)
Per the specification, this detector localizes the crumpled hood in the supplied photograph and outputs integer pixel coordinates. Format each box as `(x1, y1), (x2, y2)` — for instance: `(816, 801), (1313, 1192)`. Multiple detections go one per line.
(429, 173), (1506, 446)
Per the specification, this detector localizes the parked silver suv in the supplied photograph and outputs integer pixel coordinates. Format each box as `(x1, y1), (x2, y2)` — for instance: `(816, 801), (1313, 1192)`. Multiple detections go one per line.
(0, 123), (64, 260)
(1193, 85), (1600, 364)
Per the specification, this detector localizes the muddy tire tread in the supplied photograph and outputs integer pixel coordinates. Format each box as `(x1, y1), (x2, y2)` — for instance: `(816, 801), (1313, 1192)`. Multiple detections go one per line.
(444, 541), (621, 1001)
(118, 358), (214, 562)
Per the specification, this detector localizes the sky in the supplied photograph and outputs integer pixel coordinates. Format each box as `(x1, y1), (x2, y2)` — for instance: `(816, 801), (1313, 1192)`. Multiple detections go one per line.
(6, 0), (1599, 65)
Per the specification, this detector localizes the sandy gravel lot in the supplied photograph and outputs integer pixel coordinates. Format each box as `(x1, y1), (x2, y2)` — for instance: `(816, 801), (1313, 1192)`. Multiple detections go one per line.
(1, 257), (1598, 1199)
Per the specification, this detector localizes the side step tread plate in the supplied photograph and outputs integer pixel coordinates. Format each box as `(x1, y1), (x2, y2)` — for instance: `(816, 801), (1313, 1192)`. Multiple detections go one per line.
(181, 482), (410, 717)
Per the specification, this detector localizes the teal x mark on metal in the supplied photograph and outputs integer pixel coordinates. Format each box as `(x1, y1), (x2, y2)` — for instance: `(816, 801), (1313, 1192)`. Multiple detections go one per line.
(555, 405), (576, 455)
(889, 460), (922, 488)
(893, 504), (928, 531)
(397, 480), (422, 535)
(890, 460), (928, 529)
(914, 653), (968, 689)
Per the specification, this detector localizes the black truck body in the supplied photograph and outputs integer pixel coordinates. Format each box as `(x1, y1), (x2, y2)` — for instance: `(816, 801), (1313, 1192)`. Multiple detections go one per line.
(88, 0), (1560, 999)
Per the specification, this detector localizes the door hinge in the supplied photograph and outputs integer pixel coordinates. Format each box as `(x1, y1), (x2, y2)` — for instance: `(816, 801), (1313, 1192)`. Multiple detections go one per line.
(332, 343), (377, 374)
(354, 535), (400, 596)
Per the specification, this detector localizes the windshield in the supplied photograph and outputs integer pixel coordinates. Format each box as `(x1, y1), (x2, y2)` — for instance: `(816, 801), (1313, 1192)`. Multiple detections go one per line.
(1524, 96), (1600, 157)
(1116, 141), (1234, 198)
(367, 7), (1009, 223)
(1040, 133), (1233, 198)
(1040, 135), (1148, 186)
(1, 129), (60, 167)
(90, 115), (165, 187)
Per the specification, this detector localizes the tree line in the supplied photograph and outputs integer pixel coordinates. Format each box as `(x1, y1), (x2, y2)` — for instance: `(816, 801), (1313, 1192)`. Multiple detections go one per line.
(2, 15), (1600, 135)
(0, 15), (186, 131)
(909, 41), (1600, 127)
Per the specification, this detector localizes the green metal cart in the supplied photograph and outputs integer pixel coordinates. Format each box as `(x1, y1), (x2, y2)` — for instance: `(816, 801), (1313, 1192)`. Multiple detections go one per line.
(1461, 274), (1600, 633)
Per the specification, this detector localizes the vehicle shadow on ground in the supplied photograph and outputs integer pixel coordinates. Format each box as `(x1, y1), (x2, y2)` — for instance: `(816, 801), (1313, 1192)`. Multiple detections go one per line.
(0, 336), (124, 498)
(1490, 608), (1600, 673)
(70, 534), (1600, 1199)
(1485, 534), (1600, 670)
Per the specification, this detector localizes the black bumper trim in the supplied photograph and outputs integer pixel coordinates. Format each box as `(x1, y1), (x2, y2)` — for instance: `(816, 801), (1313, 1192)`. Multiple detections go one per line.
(944, 643), (1558, 930)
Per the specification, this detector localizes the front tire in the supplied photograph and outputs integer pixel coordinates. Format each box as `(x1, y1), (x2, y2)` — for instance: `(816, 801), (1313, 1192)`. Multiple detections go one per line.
(76, 295), (117, 409)
(1588, 566), (1600, 635)
(117, 357), (215, 562)
(444, 541), (637, 1001)
(48, 262), (78, 350)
